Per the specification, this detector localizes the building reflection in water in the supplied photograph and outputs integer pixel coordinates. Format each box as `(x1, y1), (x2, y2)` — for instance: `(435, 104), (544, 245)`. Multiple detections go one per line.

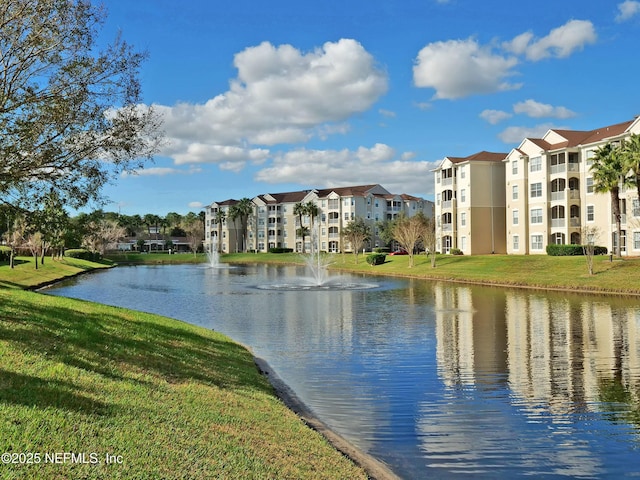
(421, 282), (640, 477)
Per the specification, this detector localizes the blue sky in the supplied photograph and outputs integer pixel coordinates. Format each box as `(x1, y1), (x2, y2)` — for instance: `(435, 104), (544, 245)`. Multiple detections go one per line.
(97, 0), (640, 215)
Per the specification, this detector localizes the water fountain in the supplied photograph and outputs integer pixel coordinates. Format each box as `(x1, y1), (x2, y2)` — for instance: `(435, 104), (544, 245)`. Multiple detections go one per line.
(258, 224), (378, 291)
(206, 239), (233, 269)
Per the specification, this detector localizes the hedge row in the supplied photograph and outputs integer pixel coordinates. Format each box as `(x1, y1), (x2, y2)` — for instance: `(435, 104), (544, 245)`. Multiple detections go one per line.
(546, 244), (608, 256)
(65, 248), (102, 261)
(267, 247), (294, 254)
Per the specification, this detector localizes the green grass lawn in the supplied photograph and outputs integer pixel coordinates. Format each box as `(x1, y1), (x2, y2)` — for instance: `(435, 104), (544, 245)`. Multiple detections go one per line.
(0, 288), (367, 480)
(223, 251), (640, 295)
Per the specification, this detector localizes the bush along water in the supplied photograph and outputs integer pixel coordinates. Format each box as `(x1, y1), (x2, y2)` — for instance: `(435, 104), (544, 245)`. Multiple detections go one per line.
(366, 253), (386, 265)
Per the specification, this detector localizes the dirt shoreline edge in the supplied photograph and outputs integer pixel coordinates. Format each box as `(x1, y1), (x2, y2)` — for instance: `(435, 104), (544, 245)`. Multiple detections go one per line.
(253, 356), (401, 480)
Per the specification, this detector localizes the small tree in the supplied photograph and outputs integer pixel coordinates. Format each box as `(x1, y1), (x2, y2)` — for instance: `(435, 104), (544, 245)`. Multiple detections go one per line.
(392, 213), (429, 268)
(181, 213), (204, 257)
(3, 217), (26, 269)
(342, 218), (371, 264)
(422, 216), (437, 268)
(582, 226), (600, 276)
(82, 219), (126, 256)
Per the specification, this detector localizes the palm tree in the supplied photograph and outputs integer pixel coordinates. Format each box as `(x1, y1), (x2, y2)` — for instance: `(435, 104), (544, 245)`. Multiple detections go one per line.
(590, 143), (630, 256)
(234, 198), (253, 252)
(304, 201), (319, 253)
(621, 133), (640, 201)
(293, 202), (307, 253)
(214, 209), (226, 253)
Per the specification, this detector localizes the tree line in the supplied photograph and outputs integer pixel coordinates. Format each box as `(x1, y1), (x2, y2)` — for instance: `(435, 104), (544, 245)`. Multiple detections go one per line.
(0, 204), (205, 269)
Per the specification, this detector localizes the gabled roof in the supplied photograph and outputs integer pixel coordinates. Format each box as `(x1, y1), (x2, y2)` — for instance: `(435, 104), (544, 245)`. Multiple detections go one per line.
(315, 184), (388, 198)
(532, 119), (636, 151)
(445, 150), (508, 164)
(255, 190), (310, 204)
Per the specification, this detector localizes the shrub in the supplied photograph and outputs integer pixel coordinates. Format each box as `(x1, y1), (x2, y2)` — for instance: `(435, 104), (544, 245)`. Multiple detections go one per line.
(0, 246), (10, 262)
(268, 247), (294, 254)
(366, 253), (386, 265)
(65, 248), (101, 261)
(546, 244), (608, 256)
(450, 248), (463, 255)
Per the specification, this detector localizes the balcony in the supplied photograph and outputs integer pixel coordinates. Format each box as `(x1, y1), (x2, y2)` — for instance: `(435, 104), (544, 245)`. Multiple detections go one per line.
(570, 217), (580, 227)
(551, 218), (566, 228)
(550, 191), (565, 201)
(441, 177), (453, 186)
(441, 223), (453, 232)
(569, 189), (580, 200)
(441, 200), (452, 210)
(550, 164), (566, 175)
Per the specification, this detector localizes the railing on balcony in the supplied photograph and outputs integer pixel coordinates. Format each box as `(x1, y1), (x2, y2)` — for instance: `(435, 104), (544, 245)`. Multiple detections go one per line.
(551, 218), (565, 228)
(550, 164), (566, 174)
(442, 177), (453, 186)
(570, 217), (581, 227)
(569, 189), (580, 200)
(550, 191), (565, 201)
(568, 163), (579, 172)
(442, 200), (452, 209)
(441, 223), (453, 232)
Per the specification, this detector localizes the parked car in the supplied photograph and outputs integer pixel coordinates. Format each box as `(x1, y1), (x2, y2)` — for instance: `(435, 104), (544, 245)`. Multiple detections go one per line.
(389, 249), (408, 255)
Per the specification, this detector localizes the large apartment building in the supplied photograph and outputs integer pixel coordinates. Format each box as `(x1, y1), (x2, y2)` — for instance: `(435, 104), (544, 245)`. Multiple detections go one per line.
(434, 116), (640, 256)
(433, 151), (508, 255)
(205, 184), (434, 253)
(505, 117), (640, 255)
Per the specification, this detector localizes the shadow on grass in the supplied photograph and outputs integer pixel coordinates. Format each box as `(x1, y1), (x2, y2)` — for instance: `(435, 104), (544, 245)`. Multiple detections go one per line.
(0, 369), (109, 415)
(0, 294), (273, 412)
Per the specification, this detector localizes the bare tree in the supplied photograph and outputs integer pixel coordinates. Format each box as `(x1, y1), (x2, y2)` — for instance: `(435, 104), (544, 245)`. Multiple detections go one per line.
(422, 216), (437, 268)
(82, 219), (126, 256)
(3, 217), (26, 269)
(392, 213), (429, 268)
(181, 213), (204, 257)
(582, 225), (600, 276)
(342, 218), (371, 264)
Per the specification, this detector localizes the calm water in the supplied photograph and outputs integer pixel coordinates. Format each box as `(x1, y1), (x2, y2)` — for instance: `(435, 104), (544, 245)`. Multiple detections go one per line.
(46, 264), (640, 479)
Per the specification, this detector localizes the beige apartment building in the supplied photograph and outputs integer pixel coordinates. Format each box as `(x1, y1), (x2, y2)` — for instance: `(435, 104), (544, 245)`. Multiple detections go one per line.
(505, 117), (640, 255)
(433, 151), (508, 255)
(205, 184), (434, 253)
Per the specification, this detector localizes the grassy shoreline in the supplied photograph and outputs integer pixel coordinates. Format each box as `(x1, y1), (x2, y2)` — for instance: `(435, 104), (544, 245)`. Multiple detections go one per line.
(220, 251), (640, 296)
(0, 257), (370, 479)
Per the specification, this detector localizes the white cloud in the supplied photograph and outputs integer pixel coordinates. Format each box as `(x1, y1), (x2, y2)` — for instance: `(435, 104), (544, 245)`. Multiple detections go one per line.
(498, 123), (558, 143)
(188, 201), (204, 209)
(413, 38), (520, 99)
(505, 20), (597, 61)
(121, 166), (203, 177)
(415, 20), (597, 100)
(254, 144), (439, 196)
(480, 109), (512, 125)
(616, 1), (640, 22)
(379, 109), (396, 118)
(513, 99), (576, 119)
(156, 39), (388, 166)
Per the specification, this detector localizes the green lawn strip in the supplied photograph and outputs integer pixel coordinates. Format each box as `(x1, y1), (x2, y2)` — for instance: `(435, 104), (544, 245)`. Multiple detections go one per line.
(0, 256), (112, 290)
(222, 252), (640, 295)
(0, 289), (367, 480)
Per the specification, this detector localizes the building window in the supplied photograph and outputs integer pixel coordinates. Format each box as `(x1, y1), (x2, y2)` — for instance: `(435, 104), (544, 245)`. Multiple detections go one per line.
(587, 205), (595, 222)
(460, 212), (466, 226)
(513, 235), (519, 251)
(530, 182), (542, 198)
(460, 189), (466, 203)
(634, 232), (640, 250)
(586, 177), (594, 194)
(460, 166), (466, 179)
(531, 208), (543, 224)
(512, 160), (518, 175)
(531, 235), (543, 250)
(460, 236), (467, 251)
(512, 185), (518, 200)
(530, 156), (542, 172)
(513, 210), (519, 225)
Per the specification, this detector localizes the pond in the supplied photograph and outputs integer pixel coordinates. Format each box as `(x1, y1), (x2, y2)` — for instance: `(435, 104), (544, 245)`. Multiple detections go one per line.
(46, 263), (640, 479)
